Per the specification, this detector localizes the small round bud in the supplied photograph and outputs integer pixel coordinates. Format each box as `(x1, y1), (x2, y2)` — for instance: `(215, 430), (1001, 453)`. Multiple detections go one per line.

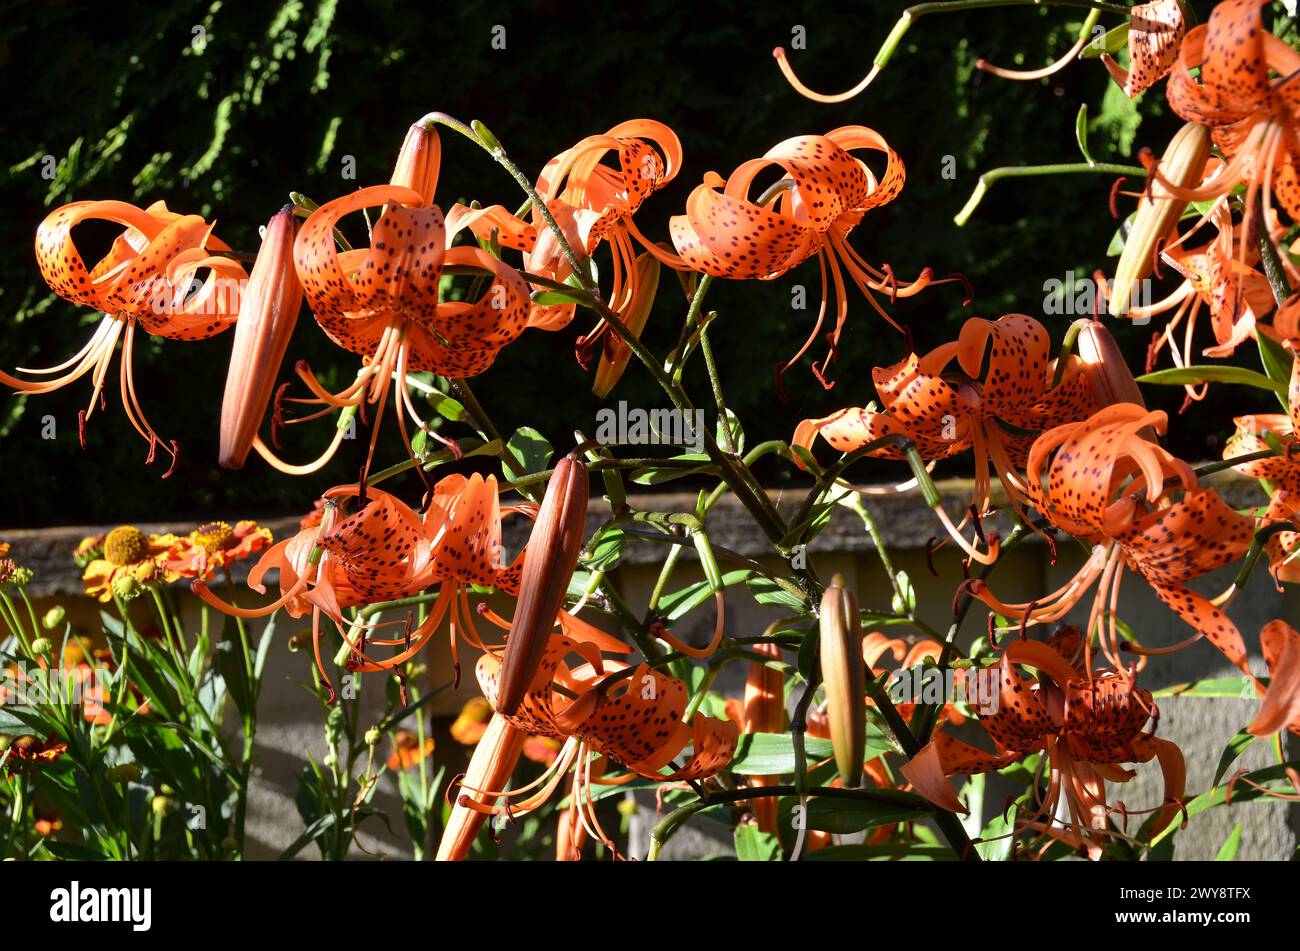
(42, 607), (65, 630)
(107, 763), (141, 784)
(364, 727), (381, 746)
(29, 638), (53, 657)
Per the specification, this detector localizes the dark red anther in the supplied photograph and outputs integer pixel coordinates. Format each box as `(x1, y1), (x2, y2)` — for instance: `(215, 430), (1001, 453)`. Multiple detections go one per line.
(881, 262), (898, 304)
(445, 773), (467, 808)
(77, 410), (88, 449)
(968, 505), (987, 545)
(925, 537), (941, 577)
(987, 612), (999, 648)
(949, 272), (973, 307)
(1018, 601), (1039, 640)
(161, 440), (180, 479)
(1150, 234), (1166, 280)
(1108, 177), (1126, 219)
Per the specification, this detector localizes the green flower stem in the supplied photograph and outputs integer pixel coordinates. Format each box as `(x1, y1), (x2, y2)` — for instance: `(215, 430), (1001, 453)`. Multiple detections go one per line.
(698, 325), (735, 454)
(956, 162), (1146, 226)
(871, 1), (1132, 75)
(1254, 194), (1293, 306)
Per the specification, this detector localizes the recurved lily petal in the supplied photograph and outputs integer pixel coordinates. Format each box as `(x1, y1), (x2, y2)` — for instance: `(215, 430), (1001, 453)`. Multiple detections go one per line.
(1101, 0), (1186, 99)
(593, 251), (659, 397)
(496, 454), (590, 715)
(1248, 620), (1300, 736)
(220, 206), (303, 469)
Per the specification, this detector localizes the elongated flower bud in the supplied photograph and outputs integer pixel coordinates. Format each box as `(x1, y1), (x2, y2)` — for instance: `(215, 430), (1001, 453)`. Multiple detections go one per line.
(819, 574), (865, 788)
(391, 121), (441, 207)
(219, 206), (303, 468)
(1075, 319), (1145, 409)
(1074, 319), (1157, 442)
(496, 454), (589, 715)
(1109, 121), (1210, 317)
(435, 712), (526, 861)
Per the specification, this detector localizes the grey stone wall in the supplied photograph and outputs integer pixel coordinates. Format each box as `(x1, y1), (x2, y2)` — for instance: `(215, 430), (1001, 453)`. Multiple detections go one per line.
(5, 474), (1296, 859)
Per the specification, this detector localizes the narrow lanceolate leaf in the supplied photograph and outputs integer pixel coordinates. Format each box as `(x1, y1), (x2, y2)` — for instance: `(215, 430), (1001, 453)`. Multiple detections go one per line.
(819, 575), (866, 788)
(219, 206), (303, 469)
(496, 454), (589, 715)
(1109, 121), (1209, 317)
(1136, 365), (1288, 397)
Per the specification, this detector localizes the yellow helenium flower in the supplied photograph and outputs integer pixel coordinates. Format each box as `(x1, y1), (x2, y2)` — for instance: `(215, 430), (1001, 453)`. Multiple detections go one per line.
(82, 525), (177, 603)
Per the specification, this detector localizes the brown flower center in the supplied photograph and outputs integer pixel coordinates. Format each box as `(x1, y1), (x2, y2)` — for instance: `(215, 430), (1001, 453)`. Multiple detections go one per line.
(103, 526), (148, 566)
(194, 521), (234, 553)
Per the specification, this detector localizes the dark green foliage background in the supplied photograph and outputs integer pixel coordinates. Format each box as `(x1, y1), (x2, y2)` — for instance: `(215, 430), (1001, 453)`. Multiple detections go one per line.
(1, 0), (1230, 525)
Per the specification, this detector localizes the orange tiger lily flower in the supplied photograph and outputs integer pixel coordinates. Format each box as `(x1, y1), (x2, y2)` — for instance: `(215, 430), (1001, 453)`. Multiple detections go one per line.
(794, 314), (1096, 561)
(269, 181), (531, 476)
(1247, 620), (1300, 737)
(1165, 0), (1300, 232)
(455, 120), (679, 394)
(863, 632), (966, 728)
(901, 630), (1185, 857)
(969, 404), (1257, 678)
(193, 487), (443, 700)
(666, 126), (962, 388)
(465, 632), (737, 856)
(7, 199), (245, 473)
(724, 641), (786, 834)
(1224, 351), (1300, 584)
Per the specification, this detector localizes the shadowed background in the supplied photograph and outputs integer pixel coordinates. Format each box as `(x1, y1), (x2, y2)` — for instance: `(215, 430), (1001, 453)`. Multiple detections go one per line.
(0, 0), (1244, 525)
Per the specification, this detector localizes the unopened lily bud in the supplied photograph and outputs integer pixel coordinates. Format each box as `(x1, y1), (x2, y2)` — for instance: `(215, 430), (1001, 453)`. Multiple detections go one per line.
(1109, 121), (1210, 317)
(391, 121), (441, 206)
(496, 454), (589, 716)
(1075, 320), (1157, 442)
(436, 712), (527, 861)
(1075, 320), (1146, 409)
(819, 574), (865, 788)
(219, 206), (303, 469)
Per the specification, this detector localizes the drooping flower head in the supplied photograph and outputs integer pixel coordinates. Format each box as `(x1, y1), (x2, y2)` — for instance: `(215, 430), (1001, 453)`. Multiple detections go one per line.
(6, 200), (246, 473)
(902, 631), (1185, 858)
(1165, 0), (1300, 231)
(454, 120), (679, 395)
(794, 314), (1097, 561)
(970, 404), (1256, 677)
(463, 632), (737, 856)
(667, 126), (961, 389)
